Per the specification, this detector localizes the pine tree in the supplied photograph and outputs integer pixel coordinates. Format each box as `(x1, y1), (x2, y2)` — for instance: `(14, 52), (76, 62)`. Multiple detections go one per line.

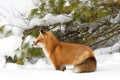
(28, 0), (120, 50)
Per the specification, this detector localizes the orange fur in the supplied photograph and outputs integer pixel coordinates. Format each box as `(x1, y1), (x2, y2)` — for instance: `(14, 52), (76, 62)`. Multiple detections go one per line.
(33, 31), (96, 73)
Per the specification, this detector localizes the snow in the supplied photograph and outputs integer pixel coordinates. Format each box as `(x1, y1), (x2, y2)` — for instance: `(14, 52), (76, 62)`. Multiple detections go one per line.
(0, 0), (37, 16)
(0, 56), (5, 70)
(0, 36), (22, 57)
(0, 56), (120, 80)
(110, 11), (120, 23)
(23, 35), (36, 48)
(112, 52), (120, 62)
(30, 13), (72, 27)
(0, 0), (120, 80)
(64, 1), (70, 6)
(0, 0), (38, 35)
(0, 0), (72, 31)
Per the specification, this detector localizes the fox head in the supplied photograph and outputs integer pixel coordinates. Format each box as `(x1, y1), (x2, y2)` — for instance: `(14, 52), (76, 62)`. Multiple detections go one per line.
(33, 30), (59, 49)
(33, 30), (47, 47)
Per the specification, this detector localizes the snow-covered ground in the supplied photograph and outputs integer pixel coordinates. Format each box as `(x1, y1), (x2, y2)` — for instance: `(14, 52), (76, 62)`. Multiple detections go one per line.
(0, 0), (120, 80)
(0, 49), (120, 80)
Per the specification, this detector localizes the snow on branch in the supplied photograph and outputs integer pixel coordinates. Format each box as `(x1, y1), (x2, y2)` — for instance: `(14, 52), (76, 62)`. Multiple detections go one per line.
(30, 13), (72, 28)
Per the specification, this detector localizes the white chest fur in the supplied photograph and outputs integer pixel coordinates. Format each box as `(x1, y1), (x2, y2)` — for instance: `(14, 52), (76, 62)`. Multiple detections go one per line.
(37, 43), (49, 58)
(37, 43), (56, 68)
(40, 45), (53, 65)
(42, 47), (49, 58)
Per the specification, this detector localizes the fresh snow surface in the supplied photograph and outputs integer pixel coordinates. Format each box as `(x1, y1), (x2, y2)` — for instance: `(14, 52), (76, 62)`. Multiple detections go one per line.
(0, 53), (120, 80)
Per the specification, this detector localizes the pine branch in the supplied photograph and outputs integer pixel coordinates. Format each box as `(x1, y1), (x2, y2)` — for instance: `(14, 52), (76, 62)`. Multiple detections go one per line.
(90, 29), (120, 47)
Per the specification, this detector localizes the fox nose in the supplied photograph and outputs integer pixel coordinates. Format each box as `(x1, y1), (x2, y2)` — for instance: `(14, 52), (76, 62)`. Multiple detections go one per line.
(32, 41), (35, 46)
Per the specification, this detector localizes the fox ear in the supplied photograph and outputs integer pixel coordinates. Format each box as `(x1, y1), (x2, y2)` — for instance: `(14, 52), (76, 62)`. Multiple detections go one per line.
(39, 30), (43, 36)
(39, 30), (45, 36)
(41, 30), (45, 34)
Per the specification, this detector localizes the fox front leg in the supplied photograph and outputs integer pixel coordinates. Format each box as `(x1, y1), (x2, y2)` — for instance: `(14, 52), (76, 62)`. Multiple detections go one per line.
(60, 66), (66, 71)
(54, 65), (66, 71)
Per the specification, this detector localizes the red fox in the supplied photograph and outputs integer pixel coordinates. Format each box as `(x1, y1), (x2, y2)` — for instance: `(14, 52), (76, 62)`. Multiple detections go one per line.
(33, 30), (96, 73)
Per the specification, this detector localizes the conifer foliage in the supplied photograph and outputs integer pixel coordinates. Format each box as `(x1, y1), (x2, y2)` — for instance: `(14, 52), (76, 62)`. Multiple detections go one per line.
(28, 0), (120, 49)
